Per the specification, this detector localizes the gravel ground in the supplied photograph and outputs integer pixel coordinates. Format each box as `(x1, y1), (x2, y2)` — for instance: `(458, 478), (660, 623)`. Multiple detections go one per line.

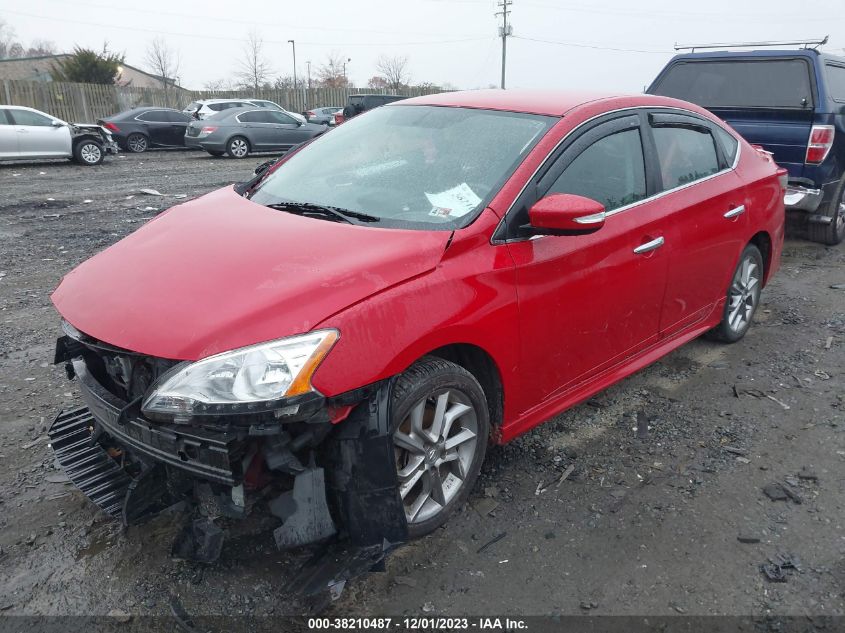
(1, 151), (844, 624)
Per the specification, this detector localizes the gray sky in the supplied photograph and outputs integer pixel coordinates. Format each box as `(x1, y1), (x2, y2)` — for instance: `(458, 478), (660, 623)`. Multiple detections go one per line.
(4, 0), (844, 92)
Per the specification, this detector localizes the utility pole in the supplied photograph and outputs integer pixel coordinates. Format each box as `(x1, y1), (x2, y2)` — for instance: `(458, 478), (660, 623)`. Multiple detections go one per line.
(306, 60), (312, 90)
(495, 0), (513, 89)
(288, 39), (297, 89)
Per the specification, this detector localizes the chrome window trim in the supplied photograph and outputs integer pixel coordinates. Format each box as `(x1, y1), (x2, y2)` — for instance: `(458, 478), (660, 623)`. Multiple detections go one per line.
(235, 110), (265, 124)
(491, 105), (742, 244)
(134, 109), (171, 123)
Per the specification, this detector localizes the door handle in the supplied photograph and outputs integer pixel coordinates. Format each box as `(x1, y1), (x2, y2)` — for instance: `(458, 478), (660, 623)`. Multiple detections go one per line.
(723, 205), (745, 219)
(633, 236), (665, 254)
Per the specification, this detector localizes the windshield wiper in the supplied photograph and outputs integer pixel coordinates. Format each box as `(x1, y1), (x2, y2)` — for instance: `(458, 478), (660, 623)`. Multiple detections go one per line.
(265, 202), (381, 223)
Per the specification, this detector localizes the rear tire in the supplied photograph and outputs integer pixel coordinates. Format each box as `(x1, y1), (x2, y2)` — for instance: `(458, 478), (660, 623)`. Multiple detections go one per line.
(708, 244), (763, 343)
(391, 356), (489, 539)
(126, 133), (148, 153)
(808, 175), (845, 246)
(226, 136), (250, 159)
(73, 139), (104, 165)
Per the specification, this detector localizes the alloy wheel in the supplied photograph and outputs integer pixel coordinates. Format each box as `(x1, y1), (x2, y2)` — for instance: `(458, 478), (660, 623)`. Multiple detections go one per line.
(727, 253), (761, 333)
(127, 134), (147, 152)
(79, 143), (101, 164)
(229, 138), (248, 158)
(394, 389), (479, 524)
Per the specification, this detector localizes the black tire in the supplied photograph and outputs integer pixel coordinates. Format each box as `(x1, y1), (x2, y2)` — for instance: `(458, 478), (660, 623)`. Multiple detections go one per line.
(808, 175), (845, 246)
(126, 133), (149, 153)
(72, 139), (104, 166)
(206, 150), (224, 157)
(708, 244), (764, 343)
(391, 356), (489, 538)
(226, 136), (250, 159)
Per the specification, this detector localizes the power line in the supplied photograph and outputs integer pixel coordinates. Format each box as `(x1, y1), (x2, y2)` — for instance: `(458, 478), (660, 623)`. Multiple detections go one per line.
(3, 9), (490, 48)
(36, 0), (488, 39)
(513, 35), (671, 54)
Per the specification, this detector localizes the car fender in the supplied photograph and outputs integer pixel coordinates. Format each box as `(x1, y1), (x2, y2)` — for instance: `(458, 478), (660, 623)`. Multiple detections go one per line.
(310, 209), (522, 423)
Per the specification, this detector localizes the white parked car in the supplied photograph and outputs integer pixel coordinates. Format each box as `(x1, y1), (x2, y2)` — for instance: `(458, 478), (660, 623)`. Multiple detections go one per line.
(0, 106), (118, 165)
(183, 99), (306, 123)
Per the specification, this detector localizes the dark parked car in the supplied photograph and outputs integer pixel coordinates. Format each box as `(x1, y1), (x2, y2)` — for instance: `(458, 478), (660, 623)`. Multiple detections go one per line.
(99, 107), (193, 153)
(50, 91), (783, 596)
(184, 107), (326, 158)
(336, 93), (408, 124)
(648, 41), (845, 244)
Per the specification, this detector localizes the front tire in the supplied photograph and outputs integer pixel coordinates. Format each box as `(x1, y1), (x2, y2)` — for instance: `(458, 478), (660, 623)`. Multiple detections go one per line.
(391, 357), (489, 538)
(126, 133), (149, 153)
(73, 139), (104, 165)
(708, 244), (763, 343)
(226, 136), (250, 159)
(808, 175), (845, 246)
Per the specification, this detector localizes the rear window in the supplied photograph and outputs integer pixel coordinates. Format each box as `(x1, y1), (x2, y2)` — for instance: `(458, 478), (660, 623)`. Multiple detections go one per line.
(825, 64), (845, 102)
(184, 102), (200, 112)
(652, 59), (814, 109)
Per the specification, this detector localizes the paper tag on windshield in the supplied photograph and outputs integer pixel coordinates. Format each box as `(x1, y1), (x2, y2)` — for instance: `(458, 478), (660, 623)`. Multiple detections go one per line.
(425, 183), (482, 218)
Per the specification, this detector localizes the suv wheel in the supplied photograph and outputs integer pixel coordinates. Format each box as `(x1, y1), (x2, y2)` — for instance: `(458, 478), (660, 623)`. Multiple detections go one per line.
(126, 133), (148, 153)
(73, 139), (104, 166)
(708, 244), (763, 343)
(391, 357), (489, 538)
(226, 136), (250, 159)
(808, 176), (845, 246)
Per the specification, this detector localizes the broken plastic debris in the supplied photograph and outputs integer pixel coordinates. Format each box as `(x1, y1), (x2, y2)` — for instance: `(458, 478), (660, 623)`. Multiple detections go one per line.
(139, 188), (164, 196)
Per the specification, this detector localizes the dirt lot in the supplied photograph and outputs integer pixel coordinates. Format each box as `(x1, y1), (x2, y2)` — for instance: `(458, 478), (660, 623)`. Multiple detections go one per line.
(1, 151), (844, 624)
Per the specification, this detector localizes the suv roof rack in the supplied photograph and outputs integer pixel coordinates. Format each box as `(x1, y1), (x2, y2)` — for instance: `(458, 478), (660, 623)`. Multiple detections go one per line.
(674, 36), (828, 53)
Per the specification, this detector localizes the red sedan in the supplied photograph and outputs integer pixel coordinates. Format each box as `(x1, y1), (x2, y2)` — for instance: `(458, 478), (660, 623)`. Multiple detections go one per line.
(50, 91), (784, 577)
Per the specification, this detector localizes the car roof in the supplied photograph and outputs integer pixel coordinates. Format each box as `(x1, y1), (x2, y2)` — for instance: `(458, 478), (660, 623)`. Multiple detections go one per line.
(664, 48), (845, 64)
(393, 90), (679, 117)
(199, 98), (255, 104)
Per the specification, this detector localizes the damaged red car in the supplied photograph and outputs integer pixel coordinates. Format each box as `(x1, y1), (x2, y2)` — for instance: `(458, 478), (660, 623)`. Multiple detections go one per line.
(49, 90), (784, 595)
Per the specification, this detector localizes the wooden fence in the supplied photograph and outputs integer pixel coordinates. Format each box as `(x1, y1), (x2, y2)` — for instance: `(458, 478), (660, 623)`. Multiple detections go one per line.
(0, 80), (446, 123)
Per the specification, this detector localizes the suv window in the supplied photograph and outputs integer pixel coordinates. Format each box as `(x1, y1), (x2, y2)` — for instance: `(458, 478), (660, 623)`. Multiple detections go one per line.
(9, 108), (53, 126)
(652, 59), (814, 108)
(826, 64), (845, 102)
(137, 110), (171, 122)
(653, 126), (720, 189)
(547, 129), (646, 211)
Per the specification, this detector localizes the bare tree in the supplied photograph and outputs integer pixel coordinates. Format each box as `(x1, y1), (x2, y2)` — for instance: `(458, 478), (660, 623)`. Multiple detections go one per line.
(375, 55), (410, 91)
(236, 30), (272, 92)
(0, 20), (56, 59)
(145, 37), (180, 106)
(204, 78), (236, 91)
(316, 52), (349, 88)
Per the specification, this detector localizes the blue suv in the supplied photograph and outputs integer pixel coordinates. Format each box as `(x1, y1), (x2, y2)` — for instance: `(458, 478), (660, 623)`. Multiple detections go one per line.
(648, 45), (845, 244)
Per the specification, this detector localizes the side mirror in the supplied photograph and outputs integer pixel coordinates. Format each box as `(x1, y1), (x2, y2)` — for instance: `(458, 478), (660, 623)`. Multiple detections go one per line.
(51, 120), (64, 127)
(528, 193), (606, 235)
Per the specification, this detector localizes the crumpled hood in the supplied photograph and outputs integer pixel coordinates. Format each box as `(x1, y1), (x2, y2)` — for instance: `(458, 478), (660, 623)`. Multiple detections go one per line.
(52, 186), (451, 360)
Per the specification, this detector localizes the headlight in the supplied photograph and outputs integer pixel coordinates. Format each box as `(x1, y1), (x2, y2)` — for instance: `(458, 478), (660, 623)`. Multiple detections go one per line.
(141, 329), (338, 421)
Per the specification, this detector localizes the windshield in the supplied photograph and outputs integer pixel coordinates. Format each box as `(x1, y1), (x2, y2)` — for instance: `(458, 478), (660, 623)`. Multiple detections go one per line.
(249, 105), (555, 229)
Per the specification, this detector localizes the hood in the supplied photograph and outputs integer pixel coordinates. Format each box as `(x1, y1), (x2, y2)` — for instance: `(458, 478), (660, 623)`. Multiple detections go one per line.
(52, 187), (451, 360)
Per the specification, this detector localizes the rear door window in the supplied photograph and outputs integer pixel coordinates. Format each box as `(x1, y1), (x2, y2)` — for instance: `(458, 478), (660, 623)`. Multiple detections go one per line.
(825, 64), (845, 102)
(137, 110), (170, 122)
(652, 59), (814, 108)
(547, 128), (647, 211)
(652, 125), (720, 190)
(0, 110), (11, 124)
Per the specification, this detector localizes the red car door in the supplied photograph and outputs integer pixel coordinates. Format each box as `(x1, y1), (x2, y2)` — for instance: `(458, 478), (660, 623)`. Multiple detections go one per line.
(643, 111), (750, 336)
(501, 113), (670, 411)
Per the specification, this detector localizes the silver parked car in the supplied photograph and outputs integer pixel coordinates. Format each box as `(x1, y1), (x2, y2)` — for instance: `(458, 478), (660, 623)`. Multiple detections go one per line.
(304, 106), (343, 125)
(184, 107), (326, 158)
(183, 99), (306, 123)
(0, 106), (118, 165)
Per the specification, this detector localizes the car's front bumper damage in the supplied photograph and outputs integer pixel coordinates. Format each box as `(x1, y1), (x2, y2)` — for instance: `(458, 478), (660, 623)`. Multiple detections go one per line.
(50, 333), (408, 603)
